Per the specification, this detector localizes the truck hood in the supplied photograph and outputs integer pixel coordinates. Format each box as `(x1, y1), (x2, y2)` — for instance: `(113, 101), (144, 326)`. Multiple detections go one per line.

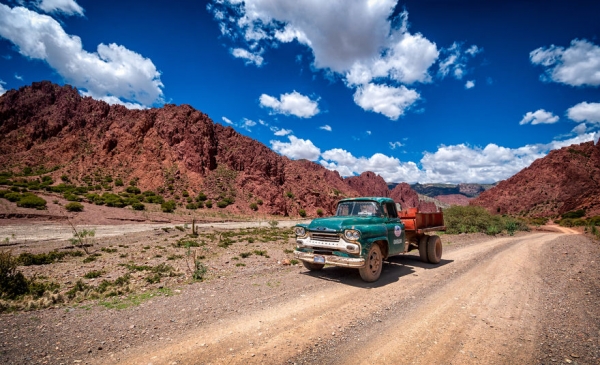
(307, 216), (384, 232)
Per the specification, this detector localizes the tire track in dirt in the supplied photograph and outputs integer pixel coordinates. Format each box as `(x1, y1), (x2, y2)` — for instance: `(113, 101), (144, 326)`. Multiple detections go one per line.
(115, 232), (561, 365)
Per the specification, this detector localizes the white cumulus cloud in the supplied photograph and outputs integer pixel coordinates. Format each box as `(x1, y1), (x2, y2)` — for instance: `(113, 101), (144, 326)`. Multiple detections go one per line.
(320, 125), (332, 132)
(259, 91), (319, 118)
(273, 128), (292, 136)
(317, 133), (599, 184)
(389, 141), (404, 149)
(80, 91), (145, 110)
(465, 80), (475, 89)
(353, 83), (419, 120)
(209, 2), (480, 120)
(270, 136), (321, 161)
(0, 79), (6, 96)
(519, 109), (559, 125)
(567, 102), (600, 124)
(221, 116), (233, 124)
(231, 47), (264, 66)
(37, 0), (84, 16)
(0, 4), (164, 107)
(530, 39), (600, 87)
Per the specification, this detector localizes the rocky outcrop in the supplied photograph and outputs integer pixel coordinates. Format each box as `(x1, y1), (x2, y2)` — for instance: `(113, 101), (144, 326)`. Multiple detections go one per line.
(435, 194), (471, 206)
(345, 171), (390, 197)
(471, 140), (600, 217)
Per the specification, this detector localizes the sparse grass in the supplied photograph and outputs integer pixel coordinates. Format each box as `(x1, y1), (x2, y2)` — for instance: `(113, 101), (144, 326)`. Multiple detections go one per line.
(240, 252), (252, 258)
(83, 270), (104, 279)
(99, 288), (173, 310)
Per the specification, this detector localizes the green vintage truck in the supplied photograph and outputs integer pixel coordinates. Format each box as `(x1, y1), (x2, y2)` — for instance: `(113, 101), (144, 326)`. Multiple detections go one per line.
(293, 197), (445, 282)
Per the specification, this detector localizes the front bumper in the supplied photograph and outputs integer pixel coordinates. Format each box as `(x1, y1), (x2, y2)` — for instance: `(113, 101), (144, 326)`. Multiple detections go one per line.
(294, 250), (365, 268)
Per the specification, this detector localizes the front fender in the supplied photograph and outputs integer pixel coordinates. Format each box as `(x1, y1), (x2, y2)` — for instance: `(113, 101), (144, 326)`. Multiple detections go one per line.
(356, 224), (388, 257)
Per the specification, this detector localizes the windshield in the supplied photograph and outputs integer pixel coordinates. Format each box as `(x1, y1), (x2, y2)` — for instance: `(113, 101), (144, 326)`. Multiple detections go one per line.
(335, 201), (382, 217)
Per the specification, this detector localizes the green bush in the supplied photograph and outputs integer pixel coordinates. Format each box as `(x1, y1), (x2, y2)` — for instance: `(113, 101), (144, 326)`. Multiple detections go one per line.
(126, 186), (141, 194)
(65, 202), (84, 212)
(0, 251), (29, 299)
(249, 203), (258, 211)
(299, 209), (307, 218)
(161, 200), (177, 213)
(205, 200), (213, 208)
(186, 203), (197, 210)
(317, 208), (324, 217)
(562, 210), (586, 219)
(196, 192), (207, 202)
(114, 178), (124, 187)
(217, 200), (229, 208)
(17, 193), (47, 209)
(4, 192), (21, 202)
(131, 202), (145, 211)
(444, 205), (527, 235)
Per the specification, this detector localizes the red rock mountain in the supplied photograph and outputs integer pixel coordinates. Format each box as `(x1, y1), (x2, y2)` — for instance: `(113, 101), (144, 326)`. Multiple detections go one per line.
(471, 140), (600, 217)
(0, 82), (430, 216)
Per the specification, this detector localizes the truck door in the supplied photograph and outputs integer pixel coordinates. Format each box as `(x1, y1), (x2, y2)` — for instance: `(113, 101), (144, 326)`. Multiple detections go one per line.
(383, 202), (405, 256)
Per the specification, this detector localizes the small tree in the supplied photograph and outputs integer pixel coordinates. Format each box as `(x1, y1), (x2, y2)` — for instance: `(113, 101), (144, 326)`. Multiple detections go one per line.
(161, 200), (177, 213)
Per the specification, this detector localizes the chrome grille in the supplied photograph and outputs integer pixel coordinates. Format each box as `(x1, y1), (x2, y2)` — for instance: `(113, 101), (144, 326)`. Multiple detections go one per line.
(310, 232), (340, 242)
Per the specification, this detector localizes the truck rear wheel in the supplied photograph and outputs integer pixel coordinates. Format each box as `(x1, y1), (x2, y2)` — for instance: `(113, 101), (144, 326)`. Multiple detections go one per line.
(359, 244), (383, 282)
(302, 261), (325, 271)
(418, 236), (429, 263)
(426, 235), (443, 264)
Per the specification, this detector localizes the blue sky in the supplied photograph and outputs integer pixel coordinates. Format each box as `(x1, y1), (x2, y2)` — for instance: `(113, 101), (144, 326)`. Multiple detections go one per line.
(0, 0), (599, 184)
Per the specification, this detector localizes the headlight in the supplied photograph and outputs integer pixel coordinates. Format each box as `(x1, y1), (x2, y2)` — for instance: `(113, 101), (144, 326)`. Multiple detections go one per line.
(294, 227), (306, 237)
(344, 229), (360, 241)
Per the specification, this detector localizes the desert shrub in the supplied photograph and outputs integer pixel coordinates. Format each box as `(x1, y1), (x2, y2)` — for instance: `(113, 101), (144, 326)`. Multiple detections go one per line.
(317, 208), (324, 217)
(65, 202), (84, 212)
(205, 200), (213, 208)
(256, 199), (263, 205)
(196, 192), (207, 202)
(114, 178), (124, 187)
(240, 252), (252, 258)
(83, 270), (104, 279)
(129, 179), (137, 187)
(285, 191), (294, 198)
(249, 203), (258, 211)
(131, 202), (145, 211)
(444, 205), (527, 235)
(101, 193), (125, 208)
(0, 251), (29, 299)
(559, 218), (587, 227)
(125, 186), (141, 194)
(17, 251), (68, 266)
(63, 193), (81, 202)
(298, 209), (307, 218)
(4, 192), (21, 202)
(182, 190), (189, 197)
(145, 195), (165, 204)
(60, 175), (70, 182)
(17, 194), (47, 209)
(217, 200), (229, 208)
(196, 201), (204, 208)
(186, 203), (197, 210)
(562, 210), (586, 219)
(0, 189), (10, 198)
(161, 200), (177, 213)
(528, 217), (549, 226)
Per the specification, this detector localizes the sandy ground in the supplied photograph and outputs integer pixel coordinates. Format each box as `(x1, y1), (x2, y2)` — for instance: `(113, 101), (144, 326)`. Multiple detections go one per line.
(1, 224), (598, 365)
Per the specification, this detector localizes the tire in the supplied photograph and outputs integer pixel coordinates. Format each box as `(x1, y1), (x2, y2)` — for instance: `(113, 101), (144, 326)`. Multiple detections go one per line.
(302, 260), (325, 271)
(418, 235), (429, 263)
(426, 235), (442, 264)
(359, 244), (383, 282)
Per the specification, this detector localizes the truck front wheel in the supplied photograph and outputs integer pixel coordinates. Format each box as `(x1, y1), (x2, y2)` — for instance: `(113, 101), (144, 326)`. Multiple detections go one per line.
(426, 235), (443, 264)
(302, 261), (325, 271)
(359, 244), (383, 282)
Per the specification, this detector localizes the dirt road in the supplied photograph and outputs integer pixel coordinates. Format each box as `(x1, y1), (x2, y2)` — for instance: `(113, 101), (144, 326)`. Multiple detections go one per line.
(102, 231), (596, 365)
(2, 230), (598, 365)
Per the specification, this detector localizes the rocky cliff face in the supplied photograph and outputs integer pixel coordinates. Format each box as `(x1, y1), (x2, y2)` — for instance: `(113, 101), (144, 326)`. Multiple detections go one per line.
(345, 171), (390, 197)
(471, 140), (600, 217)
(0, 82), (430, 216)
